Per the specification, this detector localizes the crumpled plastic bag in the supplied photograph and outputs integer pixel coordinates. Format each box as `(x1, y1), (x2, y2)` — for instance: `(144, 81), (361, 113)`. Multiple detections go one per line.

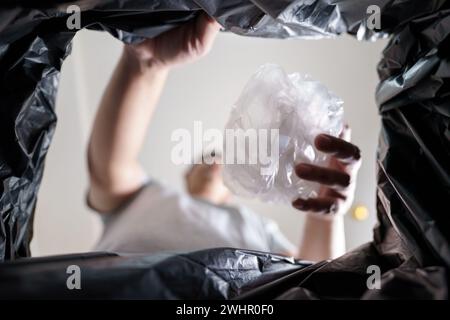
(223, 64), (343, 204)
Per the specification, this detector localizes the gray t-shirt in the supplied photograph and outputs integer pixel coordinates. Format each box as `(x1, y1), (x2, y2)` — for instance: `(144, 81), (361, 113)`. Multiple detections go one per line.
(94, 182), (296, 255)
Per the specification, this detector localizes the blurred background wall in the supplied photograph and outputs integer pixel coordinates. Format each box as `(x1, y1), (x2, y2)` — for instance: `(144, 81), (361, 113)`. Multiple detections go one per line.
(31, 29), (387, 256)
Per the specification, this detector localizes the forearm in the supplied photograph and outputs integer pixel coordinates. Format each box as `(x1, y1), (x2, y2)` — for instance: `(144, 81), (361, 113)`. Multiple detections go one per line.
(88, 46), (169, 203)
(297, 214), (346, 261)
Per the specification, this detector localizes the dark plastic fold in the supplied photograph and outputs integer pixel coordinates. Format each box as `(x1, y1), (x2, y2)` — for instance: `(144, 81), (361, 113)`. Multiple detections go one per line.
(0, 248), (311, 299)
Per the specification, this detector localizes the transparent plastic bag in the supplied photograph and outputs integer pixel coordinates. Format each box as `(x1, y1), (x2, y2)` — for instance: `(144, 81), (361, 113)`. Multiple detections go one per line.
(223, 64), (343, 204)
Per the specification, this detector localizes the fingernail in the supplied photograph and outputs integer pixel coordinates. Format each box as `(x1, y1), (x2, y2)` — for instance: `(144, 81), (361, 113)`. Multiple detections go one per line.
(321, 134), (334, 143)
(292, 199), (306, 210)
(296, 163), (312, 170)
(295, 163), (312, 178)
(315, 134), (333, 149)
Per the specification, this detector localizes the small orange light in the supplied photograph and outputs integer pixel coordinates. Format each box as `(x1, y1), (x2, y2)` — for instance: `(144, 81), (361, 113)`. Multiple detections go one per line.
(353, 205), (369, 221)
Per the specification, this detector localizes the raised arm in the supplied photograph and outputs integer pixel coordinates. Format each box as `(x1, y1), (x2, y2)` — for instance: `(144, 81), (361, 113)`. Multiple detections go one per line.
(87, 13), (220, 212)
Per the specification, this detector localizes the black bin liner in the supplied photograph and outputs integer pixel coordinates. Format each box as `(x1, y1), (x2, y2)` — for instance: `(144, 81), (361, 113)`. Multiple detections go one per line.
(0, 248), (311, 299)
(0, 0), (448, 299)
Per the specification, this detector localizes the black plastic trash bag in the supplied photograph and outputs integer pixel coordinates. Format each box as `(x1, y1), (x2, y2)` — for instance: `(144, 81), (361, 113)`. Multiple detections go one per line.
(0, 0), (448, 299)
(0, 249), (311, 299)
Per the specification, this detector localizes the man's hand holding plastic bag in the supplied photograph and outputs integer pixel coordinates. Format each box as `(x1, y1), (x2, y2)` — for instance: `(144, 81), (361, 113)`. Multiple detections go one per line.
(293, 126), (361, 217)
(223, 64), (362, 219)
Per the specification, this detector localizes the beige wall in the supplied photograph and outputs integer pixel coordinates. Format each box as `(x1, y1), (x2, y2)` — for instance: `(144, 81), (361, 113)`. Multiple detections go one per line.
(32, 29), (387, 256)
